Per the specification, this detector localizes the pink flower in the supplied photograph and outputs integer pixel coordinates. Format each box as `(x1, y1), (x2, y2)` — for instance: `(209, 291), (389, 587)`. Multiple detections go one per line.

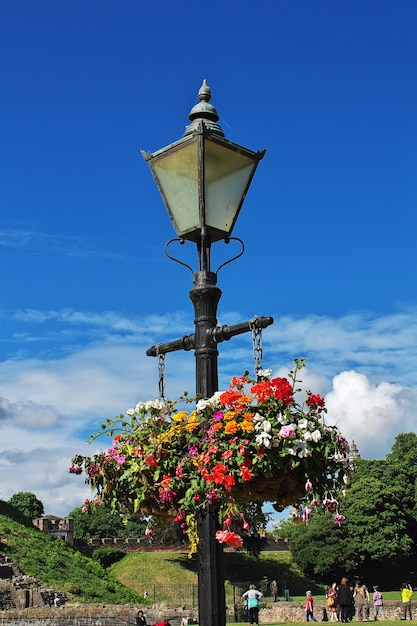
(279, 425), (296, 439)
(305, 479), (313, 491)
(333, 514), (346, 527)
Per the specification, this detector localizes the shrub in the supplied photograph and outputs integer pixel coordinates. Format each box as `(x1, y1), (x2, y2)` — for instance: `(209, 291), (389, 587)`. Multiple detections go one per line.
(92, 547), (125, 568)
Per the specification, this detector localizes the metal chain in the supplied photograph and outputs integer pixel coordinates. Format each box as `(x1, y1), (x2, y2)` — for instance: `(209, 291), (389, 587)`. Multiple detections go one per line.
(249, 316), (263, 382)
(156, 347), (166, 401)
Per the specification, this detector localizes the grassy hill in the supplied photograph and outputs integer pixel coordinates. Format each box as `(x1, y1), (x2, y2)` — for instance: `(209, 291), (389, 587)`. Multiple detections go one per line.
(110, 549), (322, 601)
(0, 501), (141, 604)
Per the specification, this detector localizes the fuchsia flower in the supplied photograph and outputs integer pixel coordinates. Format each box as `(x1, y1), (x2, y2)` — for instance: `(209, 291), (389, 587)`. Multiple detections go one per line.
(305, 479), (313, 491)
(302, 507), (312, 522)
(215, 530), (243, 547)
(333, 514), (346, 527)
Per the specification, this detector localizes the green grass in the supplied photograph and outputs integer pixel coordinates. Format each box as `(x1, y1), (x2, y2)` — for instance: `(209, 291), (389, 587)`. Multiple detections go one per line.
(109, 549), (322, 602)
(0, 501), (141, 604)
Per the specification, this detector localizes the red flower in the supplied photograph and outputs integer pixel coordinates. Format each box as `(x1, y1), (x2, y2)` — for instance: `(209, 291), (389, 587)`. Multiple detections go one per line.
(240, 465), (253, 481)
(306, 394), (325, 410)
(212, 463), (228, 485)
(223, 474), (236, 489)
(271, 377), (294, 404)
(215, 530), (243, 547)
(145, 455), (158, 468)
(222, 450), (233, 460)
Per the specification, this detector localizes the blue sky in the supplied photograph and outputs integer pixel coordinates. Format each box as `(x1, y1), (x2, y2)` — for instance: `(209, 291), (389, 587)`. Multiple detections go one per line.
(1, 0), (417, 518)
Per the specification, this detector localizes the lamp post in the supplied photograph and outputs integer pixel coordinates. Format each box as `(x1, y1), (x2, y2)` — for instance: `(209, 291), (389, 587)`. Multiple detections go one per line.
(143, 80), (271, 626)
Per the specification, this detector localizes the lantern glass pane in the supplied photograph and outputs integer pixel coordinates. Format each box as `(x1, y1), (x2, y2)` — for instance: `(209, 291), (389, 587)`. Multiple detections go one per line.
(204, 140), (257, 236)
(152, 142), (200, 237)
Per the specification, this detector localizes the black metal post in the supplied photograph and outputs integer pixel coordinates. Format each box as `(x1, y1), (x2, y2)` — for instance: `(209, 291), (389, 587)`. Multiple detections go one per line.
(190, 268), (225, 626)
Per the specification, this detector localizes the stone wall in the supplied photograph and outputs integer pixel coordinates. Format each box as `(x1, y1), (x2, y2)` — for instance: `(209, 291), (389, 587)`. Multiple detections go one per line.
(0, 600), (411, 625)
(0, 603), (197, 626)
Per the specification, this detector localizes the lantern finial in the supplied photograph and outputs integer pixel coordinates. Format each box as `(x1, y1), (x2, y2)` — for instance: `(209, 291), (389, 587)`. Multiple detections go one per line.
(184, 80), (225, 138)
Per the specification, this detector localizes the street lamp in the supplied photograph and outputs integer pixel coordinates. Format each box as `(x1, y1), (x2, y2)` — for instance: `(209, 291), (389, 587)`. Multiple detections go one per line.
(143, 80), (271, 626)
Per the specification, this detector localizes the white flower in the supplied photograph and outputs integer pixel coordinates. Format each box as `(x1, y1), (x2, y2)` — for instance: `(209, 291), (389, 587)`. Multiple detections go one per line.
(298, 418), (309, 430)
(310, 429), (322, 442)
(255, 431), (272, 447)
(304, 429), (321, 442)
(257, 368), (272, 379)
(263, 420), (272, 433)
(277, 413), (289, 425)
(253, 412), (264, 423)
(196, 391), (222, 413)
(126, 408), (135, 416)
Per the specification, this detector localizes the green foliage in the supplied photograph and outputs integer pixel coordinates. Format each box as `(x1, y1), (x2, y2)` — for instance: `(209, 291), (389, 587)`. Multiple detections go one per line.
(68, 503), (146, 539)
(0, 502), (141, 604)
(288, 433), (417, 587)
(92, 546), (125, 568)
(7, 491), (44, 521)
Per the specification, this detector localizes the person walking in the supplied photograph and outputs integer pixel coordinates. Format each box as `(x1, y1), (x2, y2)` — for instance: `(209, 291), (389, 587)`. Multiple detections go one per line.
(372, 586), (386, 621)
(305, 590), (318, 622)
(327, 582), (339, 622)
(242, 584), (263, 626)
(354, 581), (370, 621)
(338, 577), (355, 623)
(401, 582), (413, 620)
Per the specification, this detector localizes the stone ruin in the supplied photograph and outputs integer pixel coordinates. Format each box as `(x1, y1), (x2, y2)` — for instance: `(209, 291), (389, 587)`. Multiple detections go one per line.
(0, 554), (67, 610)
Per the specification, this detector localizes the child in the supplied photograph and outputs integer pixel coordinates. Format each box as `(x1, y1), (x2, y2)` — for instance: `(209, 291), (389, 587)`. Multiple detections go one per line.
(306, 590), (318, 622)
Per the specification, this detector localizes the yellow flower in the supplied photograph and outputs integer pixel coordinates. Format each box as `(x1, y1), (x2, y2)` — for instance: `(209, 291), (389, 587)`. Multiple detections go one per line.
(223, 411), (236, 421)
(172, 411), (188, 422)
(185, 415), (199, 432)
(157, 424), (182, 442)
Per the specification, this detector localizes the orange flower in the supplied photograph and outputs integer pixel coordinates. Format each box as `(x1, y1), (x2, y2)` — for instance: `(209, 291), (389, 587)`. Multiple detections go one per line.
(241, 420), (254, 433)
(113, 434), (122, 441)
(230, 375), (248, 388)
(250, 380), (274, 402)
(224, 420), (239, 434)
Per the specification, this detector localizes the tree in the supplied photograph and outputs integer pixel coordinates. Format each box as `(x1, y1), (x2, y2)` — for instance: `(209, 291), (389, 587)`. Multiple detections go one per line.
(288, 433), (417, 587)
(7, 492), (44, 520)
(68, 503), (146, 540)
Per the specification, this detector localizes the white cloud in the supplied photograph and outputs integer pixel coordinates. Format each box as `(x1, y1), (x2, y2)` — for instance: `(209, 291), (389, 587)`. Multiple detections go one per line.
(325, 370), (417, 459)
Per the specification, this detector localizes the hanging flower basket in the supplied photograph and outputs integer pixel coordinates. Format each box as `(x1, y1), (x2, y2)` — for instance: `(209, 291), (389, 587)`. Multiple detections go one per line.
(71, 359), (351, 554)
